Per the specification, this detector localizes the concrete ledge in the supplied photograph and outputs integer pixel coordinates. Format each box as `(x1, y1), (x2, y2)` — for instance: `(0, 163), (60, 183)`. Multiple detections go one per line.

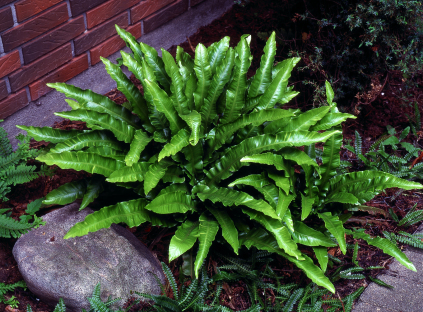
(3, 0), (233, 148)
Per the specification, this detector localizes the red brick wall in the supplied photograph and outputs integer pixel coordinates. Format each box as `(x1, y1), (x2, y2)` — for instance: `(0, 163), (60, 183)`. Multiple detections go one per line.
(0, 0), (206, 119)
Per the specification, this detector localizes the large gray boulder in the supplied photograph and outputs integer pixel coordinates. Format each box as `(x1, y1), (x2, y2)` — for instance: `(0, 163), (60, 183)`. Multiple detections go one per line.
(13, 202), (165, 311)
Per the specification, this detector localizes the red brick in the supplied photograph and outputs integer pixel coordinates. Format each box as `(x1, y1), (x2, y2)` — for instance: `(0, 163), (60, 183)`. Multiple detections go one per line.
(90, 23), (141, 65)
(0, 80), (8, 101)
(29, 54), (89, 101)
(15, 0), (64, 22)
(131, 0), (174, 23)
(22, 17), (85, 64)
(143, 0), (188, 34)
(1, 3), (69, 53)
(0, 89), (28, 119)
(9, 44), (72, 92)
(68, 0), (108, 16)
(0, 7), (14, 33)
(0, 52), (21, 79)
(190, 0), (205, 6)
(86, 0), (139, 29)
(0, 0), (14, 6)
(73, 12), (128, 55)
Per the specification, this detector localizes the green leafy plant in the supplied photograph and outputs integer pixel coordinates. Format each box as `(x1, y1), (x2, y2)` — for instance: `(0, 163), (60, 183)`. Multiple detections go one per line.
(19, 26), (423, 293)
(0, 121), (50, 202)
(0, 280), (27, 308)
(345, 126), (423, 180)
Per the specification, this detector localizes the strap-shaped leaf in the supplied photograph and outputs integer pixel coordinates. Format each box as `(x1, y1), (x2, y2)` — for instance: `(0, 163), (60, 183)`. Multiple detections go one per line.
(121, 50), (143, 85)
(276, 190), (295, 221)
(242, 228), (335, 293)
(102, 57), (153, 132)
(310, 113), (356, 131)
(139, 42), (171, 91)
(43, 180), (87, 206)
(125, 129), (152, 166)
(176, 46), (195, 76)
(207, 36), (230, 74)
(64, 198), (151, 239)
(248, 32), (276, 99)
(221, 36), (252, 124)
(268, 172), (290, 195)
(55, 109), (136, 143)
(184, 73), (197, 111)
(207, 207), (239, 254)
(182, 144), (203, 176)
(281, 147), (319, 169)
(145, 191), (195, 214)
(162, 166), (185, 183)
(325, 80), (335, 106)
(143, 160), (172, 194)
(50, 131), (122, 153)
(313, 246), (328, 272)
(80, 176), (104, 210)
(324, 192), (359, 205)
(255, 58), (295, 110)
(47, 83), (139, 129)
(107, 162), (150, 183)
(115, 25), (143, 63)
(265, 106), (330, 133)
(193, 43), (212, 112)
(206, 131), (340, 185)
(241, 152), (289, 171)
(194, 213), (219, 278)
(328, 170), (423, 200)
(180, 111), (201, 145)
(197, 187), (280, 220)
(348, 229), (416, 272)
(16, 125), (86, 144)
(291, 221), (337, 247)
(169, 220), (200, 262)
(37, 151), (124, 177)
(86, 146), (126, 160)
(228, 173), (271, 188)
(210, 109), (295, 152)
(316, 131), (343, 194)
(318, 212), (347, 254)
(143, 79), (184, 135)
(201, 48), (235, 129)
(158, 129), (190, 161)
(243, 208), (303, 260)
(162, 49), (190, 116)
(301, 193), (315, 221)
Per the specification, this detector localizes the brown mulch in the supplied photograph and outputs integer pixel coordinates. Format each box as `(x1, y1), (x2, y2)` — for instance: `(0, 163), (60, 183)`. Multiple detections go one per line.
(1, 0), (423, 311)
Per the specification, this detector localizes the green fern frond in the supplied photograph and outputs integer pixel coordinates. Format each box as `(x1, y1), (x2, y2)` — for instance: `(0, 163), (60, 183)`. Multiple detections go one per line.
(0, 127), (12, 158)
(1, 163), (40, 186)
(398, 208), (423, 227)
(52, 298), (66, 312)
(0, 212), (45, 238)
(354, 130), (362, 156)
(162, 262), (179, 301)
(283, 288), (303, 312)
(368, 276), (394, 289)
(0, 280), (27, 296)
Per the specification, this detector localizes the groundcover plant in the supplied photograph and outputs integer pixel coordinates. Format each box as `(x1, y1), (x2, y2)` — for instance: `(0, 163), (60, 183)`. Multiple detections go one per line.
(18, 26), (423, 293)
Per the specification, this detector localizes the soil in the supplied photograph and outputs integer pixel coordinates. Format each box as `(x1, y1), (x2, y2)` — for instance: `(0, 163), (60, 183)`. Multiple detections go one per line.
(1, 0), (423, 311)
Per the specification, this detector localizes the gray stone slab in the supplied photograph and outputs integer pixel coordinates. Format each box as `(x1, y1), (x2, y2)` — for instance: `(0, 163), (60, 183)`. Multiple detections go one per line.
(2, 0), (234, 148)
(353, 301), (397, 312)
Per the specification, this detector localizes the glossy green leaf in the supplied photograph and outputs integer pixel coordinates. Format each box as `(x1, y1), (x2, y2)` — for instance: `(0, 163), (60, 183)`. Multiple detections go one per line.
(243, 208), (303, 259)
(182, 144), (203, 176)
(55, 109), (136, 143)
(143, 79), (184, 134)
(207, 36), (230, 74)
(139, 42), (171, 91)
(86, 146), (126, 160)
(180, 111), (201, 145)
(241, 152), (289, 171)
(291, 221), (337, 247)
(313, 246), (328, 272)
(248, 32), (276, 98)
(16, 125), (86, 144)
(194, 213), (219, 278)
(318, 212), (346, 254)
(43, 180), (87, 206)
(276, 190), (294, 221)
(80, 176), (104, 210)
(169, 220), (199, 262)
(317, 132), (343, 193)
(221, 36), (252, 124)
(208, 207), (239, 254)
(193, 43), (212, 112)
(242, 228), (335, 293)
(228, 173), (271, 188)
(325, 81), (334, 106)
(324, 192), (359, 205)
(144, 160), (172, 194)
(162, 166), (185, 183)
(102, 57), (152, 132)
(145, 191), (195, 214)
(158, 129), (190, 161)
(107, 162), (150, 183)
(37, 151), (124, 177)
(301, 193), (315, 221)
(115, 25), (143, 63)
(47, 83), (139, 129)
(310, 113), (356, 131)
(349, 229), (416, 272)
(64, 199), (151, 239)
(50, 131), (121, 153)
(206, 130), (340, 185)
(268, 173), (290, 195)
(198, 187), (280, 220)
(125, 129), (152, 166)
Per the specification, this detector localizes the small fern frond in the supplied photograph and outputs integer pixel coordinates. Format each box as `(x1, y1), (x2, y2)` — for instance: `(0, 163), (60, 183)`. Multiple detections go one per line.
(0, 213), (45, 238)
(0, 127), (12, 158)
(283, 288), (303, 312)
(354, 130), (362, 156)
(52, 298), (66, 312)
(398, 208), (423, 227)
(352, 242), (359, 266)
(368, 276), (394, 289)
(161, 262), (179, 301)
(0, 280), (27, 296)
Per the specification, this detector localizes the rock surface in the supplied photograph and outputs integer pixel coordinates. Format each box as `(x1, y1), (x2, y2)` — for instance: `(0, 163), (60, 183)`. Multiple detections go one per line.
(13, 202), (164, 312)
